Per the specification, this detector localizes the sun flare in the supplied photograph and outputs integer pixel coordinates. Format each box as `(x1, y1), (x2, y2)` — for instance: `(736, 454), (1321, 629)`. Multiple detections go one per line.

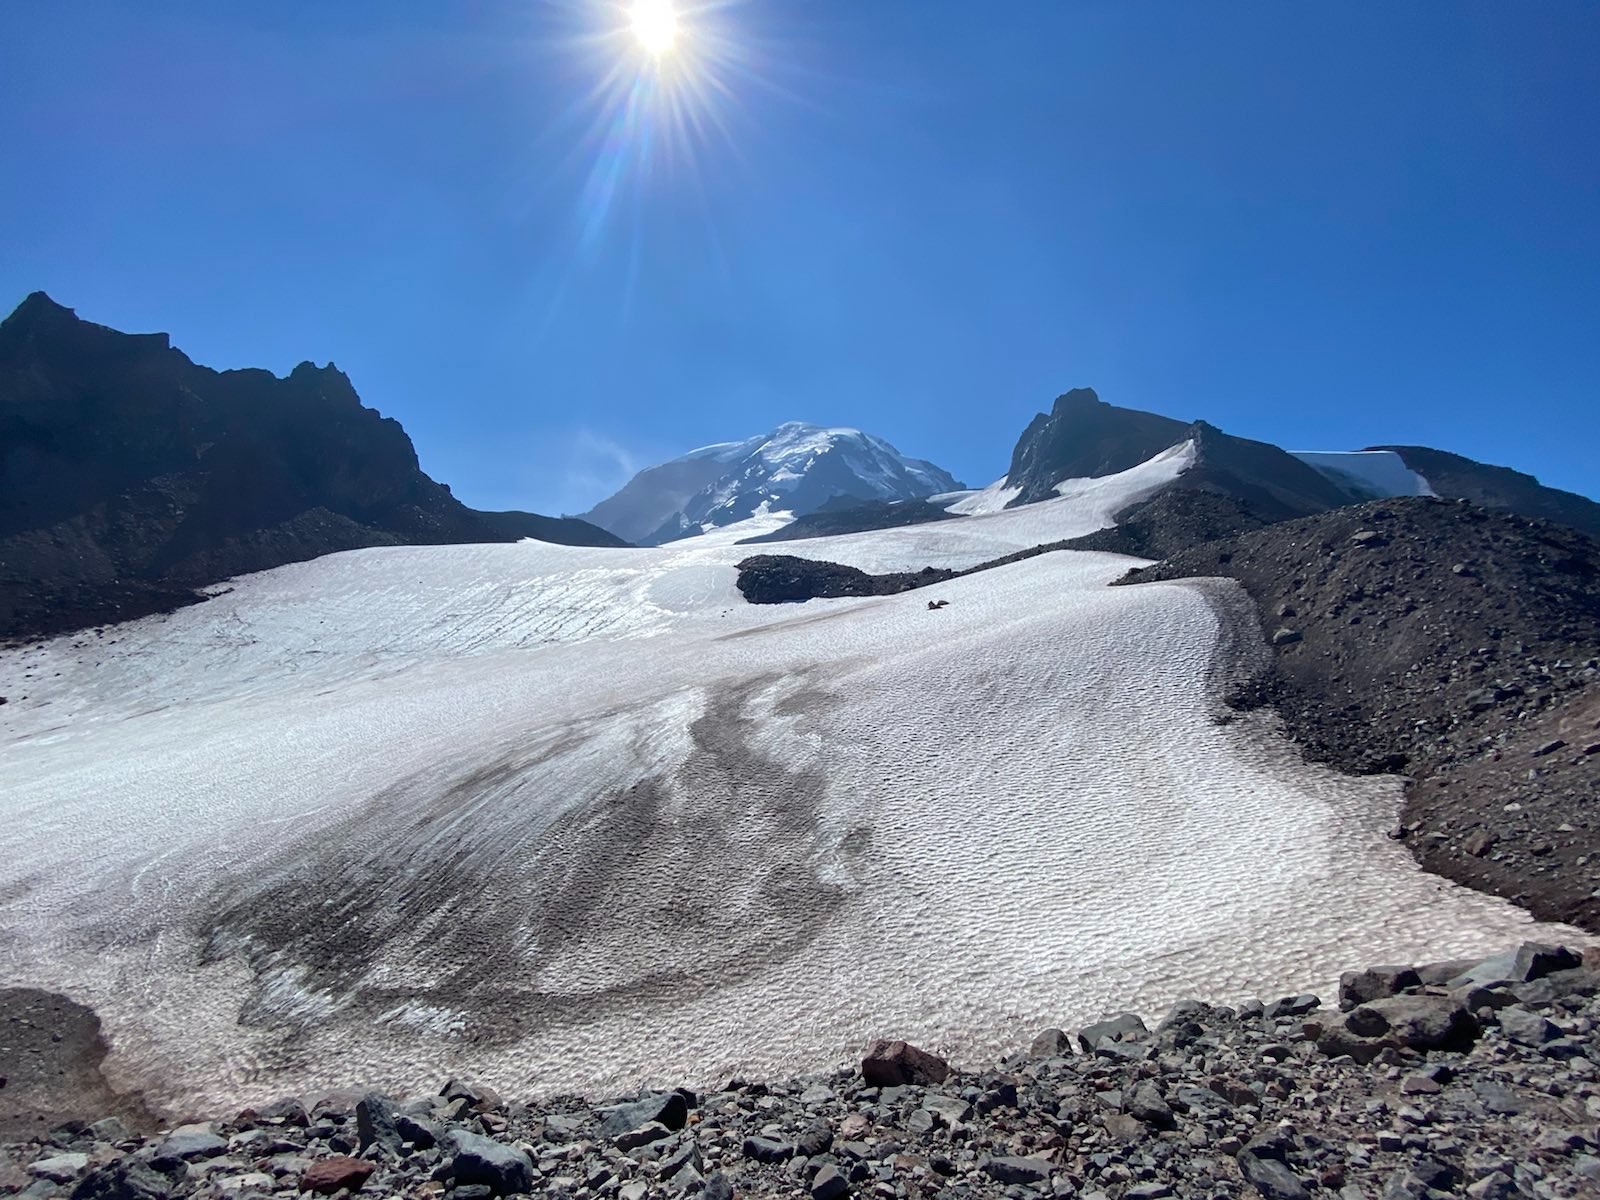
(629, 0), (678, 56)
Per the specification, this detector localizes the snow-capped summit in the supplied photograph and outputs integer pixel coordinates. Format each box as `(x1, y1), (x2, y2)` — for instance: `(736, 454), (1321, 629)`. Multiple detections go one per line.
(580, 422), (963, 544)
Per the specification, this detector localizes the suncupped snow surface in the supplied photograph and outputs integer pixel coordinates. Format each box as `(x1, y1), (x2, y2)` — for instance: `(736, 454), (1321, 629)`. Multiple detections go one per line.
(0, 444), (1574, 1112)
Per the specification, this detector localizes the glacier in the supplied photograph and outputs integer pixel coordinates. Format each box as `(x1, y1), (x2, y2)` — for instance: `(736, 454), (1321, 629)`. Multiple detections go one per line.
(0, 444), (1574, 1112)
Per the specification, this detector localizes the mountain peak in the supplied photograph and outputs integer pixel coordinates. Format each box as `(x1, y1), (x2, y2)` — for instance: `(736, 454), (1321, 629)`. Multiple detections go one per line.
(582, 424), (962, 545)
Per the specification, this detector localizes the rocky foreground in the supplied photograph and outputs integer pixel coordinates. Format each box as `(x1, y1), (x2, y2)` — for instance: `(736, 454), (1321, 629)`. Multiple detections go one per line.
(6, 944), (1600, 1200)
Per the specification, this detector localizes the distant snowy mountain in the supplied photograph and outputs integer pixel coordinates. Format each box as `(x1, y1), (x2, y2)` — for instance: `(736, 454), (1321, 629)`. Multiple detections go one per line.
(580, 422), (962, 544)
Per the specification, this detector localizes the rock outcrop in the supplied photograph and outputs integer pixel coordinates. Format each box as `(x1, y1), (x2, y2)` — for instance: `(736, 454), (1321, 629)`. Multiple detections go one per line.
(0, 293), (626, 642)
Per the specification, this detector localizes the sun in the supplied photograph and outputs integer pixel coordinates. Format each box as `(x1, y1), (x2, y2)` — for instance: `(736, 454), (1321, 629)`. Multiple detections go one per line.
(629, 0), (678, 57)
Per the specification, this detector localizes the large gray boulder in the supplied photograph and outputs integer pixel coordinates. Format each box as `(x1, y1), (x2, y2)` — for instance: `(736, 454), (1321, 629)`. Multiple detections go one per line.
(1077, 1013), (1148, 1053)
(597, 1091), (689, 1138)
(444, 1130), (534, 1196)
(1316, 994), (1480, 1063)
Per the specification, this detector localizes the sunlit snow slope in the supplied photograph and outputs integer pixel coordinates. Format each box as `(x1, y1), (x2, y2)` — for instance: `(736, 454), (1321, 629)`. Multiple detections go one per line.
(0, 444), (1573, 1111)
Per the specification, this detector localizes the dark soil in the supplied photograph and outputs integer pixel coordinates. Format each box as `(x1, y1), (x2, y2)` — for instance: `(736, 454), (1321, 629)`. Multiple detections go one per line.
(1122, 496), (1600, 930)
(0, 989), (154, 1142)
(1060, 490), (1275, 560)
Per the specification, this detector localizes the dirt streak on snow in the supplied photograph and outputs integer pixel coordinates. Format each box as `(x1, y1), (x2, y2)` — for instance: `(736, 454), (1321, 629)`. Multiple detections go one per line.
(0, 446), (1577, 1111)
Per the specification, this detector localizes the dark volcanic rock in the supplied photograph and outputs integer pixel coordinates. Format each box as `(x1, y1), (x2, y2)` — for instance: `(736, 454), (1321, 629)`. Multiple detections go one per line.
(443, 1129), (534, 1195)
(596, 1092), (688, 1138)
(1003, 389), (1192, 505)
(1379, 444), (1600, 540)
(861, 1039), (951, 1086)
(0, 293), (625, 642)
(71, 1160), (173, 1200)
(735, 554), (953, 604)
(1122, 496), (1600, 928)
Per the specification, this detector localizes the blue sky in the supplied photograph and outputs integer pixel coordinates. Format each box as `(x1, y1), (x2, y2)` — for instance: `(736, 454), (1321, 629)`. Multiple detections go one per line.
(3, 1), (1596, 514)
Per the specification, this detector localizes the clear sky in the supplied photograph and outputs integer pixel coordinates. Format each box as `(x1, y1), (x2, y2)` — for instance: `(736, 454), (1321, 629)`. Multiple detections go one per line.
(3, 2), (1596, 514)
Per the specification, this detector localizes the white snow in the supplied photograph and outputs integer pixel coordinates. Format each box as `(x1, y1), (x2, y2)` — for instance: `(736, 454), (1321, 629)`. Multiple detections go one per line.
(586, 421), (960, 543)
(1291, 450), (1435, 499)
(0, 441), (1576, 1112)
(944, 478), (1021, 516)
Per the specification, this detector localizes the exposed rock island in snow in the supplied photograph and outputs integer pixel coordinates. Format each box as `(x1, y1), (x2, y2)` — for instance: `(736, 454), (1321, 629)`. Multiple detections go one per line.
(578, 422), (961, 545)
(0, 440), (1577, 1115)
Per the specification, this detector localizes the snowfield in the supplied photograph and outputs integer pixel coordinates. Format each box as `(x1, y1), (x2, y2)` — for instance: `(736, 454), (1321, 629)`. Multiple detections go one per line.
(0, 447), (1575, 1111)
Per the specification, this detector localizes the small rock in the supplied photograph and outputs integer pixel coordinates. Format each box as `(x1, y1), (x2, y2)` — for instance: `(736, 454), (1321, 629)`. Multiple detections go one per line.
(743, 1136), (793, 1164)
(615, 1121), (672, 1150)
(982, 1156), (1051, 1185)
(1271, 628), (1303, 647)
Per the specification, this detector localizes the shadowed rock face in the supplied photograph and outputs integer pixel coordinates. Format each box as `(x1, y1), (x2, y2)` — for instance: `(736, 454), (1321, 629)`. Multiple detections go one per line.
(0, 292), (626, 641)
(1002, 390), (1352, 524)
(1377, 444), (1600, 540)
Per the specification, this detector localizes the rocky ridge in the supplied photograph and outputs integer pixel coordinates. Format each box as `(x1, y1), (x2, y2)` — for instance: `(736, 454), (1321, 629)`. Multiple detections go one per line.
(5, 943), (1600, 1200)
(0, 294), (626, 643)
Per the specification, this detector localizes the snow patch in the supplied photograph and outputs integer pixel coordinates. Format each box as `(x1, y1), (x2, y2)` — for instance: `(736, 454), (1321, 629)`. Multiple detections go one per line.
(1291, 450), (1435, 500)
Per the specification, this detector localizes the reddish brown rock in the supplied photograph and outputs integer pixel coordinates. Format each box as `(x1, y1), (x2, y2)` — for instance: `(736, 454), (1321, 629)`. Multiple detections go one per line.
(861, 1039), (951, 1086)
(300, 1156), (376, 1194)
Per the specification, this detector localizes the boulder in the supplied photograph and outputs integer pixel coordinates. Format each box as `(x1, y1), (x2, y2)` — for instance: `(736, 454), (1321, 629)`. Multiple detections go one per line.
(299, 1157), (376, 1195)
(444, 1130), (534, 1196)
(597, 1091), (689, 1138)
(1512, 942), (1583, 982)
(1338, 966), (1421, 1011)
(152, 1127), (228, 1168)
(1077, 1013), (1148, 1052)
(1128, 1082), (1176, 1131)
(30, 1154), (89, 1183)
(1498, 1007), (1560, 1046)
(614, 1122), (672, 1151)
(811, 1163), (849, 1200)
(861, 1039), (951, 1086)
(1238, 1152), (1311, 1200)
(1030, 1027), (1072, 1056)
(1316, 994), (1480, 1062)
(71, 1161), (174, 1200)
(355, 1093), (405, 1154)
